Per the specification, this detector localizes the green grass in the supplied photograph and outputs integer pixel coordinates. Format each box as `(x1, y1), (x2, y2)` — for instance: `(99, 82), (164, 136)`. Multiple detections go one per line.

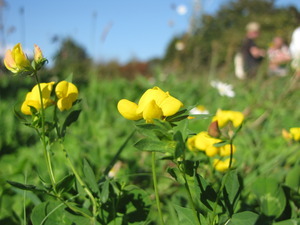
(1, 69), (300, 224)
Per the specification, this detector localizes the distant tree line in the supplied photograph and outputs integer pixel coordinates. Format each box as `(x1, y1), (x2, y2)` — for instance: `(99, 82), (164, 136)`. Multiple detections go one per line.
(163, 0), (300, 74)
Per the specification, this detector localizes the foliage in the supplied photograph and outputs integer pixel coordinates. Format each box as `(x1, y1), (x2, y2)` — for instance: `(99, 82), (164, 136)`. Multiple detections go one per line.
(1, 61), (300, 224)
(163, 0), (300, 72)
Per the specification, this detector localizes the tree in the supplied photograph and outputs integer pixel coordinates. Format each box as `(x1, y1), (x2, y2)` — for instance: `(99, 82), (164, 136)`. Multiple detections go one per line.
(163, 0), (300, 74)
(52, 38), (92, 82)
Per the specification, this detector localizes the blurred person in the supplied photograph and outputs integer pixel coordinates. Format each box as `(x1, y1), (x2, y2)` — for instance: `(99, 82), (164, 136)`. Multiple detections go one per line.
(235, 22), (265, 79)
(267, 36), (291, 77)
(290, 26), (300, 75)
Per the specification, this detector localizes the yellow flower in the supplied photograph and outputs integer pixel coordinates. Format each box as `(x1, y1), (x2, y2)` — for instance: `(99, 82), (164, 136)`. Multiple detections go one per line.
(4, 43), (31, 73)
(290, 128), (300, 141)
(212, 109), (244, 128)
(117, 99), (143, 120)
(117, 86), (183, 123)
(187, 131), (237, 157)
(34, 44), (44, 64)
(55, 81), (78, 111)
(187, 131), (222, 157)
(282, 129), (292, 140)
(282, 128), (300, 141)
(21, 82), (55, 115)
(213, 158), (235, 172)
(186, 135), (197, 151)
(219, 144), (236, 156)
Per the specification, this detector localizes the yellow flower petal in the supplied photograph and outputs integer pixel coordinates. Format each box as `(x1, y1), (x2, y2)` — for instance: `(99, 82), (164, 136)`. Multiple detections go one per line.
(117, 99), (142, 120)
(4, 50), (18, 73)
(205, 145), (219, 157)
(194, 132), (221, 152)
(159, 94), (183, 117)
(34, 44), (44, 63)
(142, 100), (163, 123)
(213, 110), (244, 128)
(219, 144), (236, 157)
(187, 136), (197, 151)
(137, 87), (168, 114)
(290, 127), (300, 141)
(213, 158), (235, 172)
(4, 43), (31, 73)
(20, 82), (55, 115)
(55, 81), (78, 111)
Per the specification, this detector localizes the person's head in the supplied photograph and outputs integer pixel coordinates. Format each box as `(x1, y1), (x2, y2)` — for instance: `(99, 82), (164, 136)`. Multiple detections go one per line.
(272, 36), (285, 49)
(246, 22), (260, 39)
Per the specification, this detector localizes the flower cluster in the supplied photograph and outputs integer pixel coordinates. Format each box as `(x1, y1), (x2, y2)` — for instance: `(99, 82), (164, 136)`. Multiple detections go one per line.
(4, 43), (47, 75)
(21, 81), (78, 115)
(187, 131), (236, 157)
(117, 86), (183, 123)
(282, 127), (300, 142)
(212, 109), (244, 128)
(187, 109), (244, 172)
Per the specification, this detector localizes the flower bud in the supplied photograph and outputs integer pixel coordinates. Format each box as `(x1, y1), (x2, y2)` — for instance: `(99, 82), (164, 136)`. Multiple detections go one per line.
(34, 44), (43, 63)
(208, 120), (221, 138)
(4, 43), (31, 74)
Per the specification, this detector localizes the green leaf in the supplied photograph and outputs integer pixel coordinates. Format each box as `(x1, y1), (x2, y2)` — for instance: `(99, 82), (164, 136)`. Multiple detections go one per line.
(273, 219), (300, 225)
(7, 180), (37, 191)
(174, 204), (199, 225)
(7, 180), (48, 193)
(174, 131), (185, 158)
(83, 159), (100, 196)
(193, 174), (218, 212)
(65, 73), (73, 82)
(167, 115), (189, 123)
(213, 140), (229, 147)
(61, 110), (81, 138)
(227, 211), (259, 225)
(134, 138), (176, 153)
(285, 165), (300, 191)
(56, 174), (75, 194)
(167, 167), (185, 184)
(14, 107), (28, 123)
(166, 109), (187, 120)
(252, 177), (286, 218)
(100, 179), (110, 203)
(223, 170), (241, 215)
(31, 201), (92, 225)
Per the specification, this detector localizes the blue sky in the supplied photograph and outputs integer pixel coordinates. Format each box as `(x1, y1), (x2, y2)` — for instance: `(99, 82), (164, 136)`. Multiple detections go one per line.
(1, 0), (300, 65)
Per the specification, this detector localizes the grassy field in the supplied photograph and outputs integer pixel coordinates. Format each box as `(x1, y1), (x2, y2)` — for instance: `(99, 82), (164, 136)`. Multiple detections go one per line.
(1, 68), (300, 224)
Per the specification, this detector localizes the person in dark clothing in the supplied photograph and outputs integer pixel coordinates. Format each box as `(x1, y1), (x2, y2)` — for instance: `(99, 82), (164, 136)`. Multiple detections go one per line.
(240, 22), (265, 78)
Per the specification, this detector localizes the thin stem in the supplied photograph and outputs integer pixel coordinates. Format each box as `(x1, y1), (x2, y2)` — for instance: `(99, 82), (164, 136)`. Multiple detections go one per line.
(180, 142), (200, 225)
(23, 172), (27, 225)
(34, 73), (56, 190)
(182, 171), (201, 225)
(59, 141), (97, 223)
(229, 140), (234, 169)
(211, 137), (234, 225)
(151, 152), (165, 225)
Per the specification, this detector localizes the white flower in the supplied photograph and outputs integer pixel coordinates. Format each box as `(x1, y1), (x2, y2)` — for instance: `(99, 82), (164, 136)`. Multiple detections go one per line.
(210, 80), (235, 98)
(108, 161), (123, 178)
(189, 105), (209, 115)
(176, 4), (187, 15)
(175, 41), (185, 51)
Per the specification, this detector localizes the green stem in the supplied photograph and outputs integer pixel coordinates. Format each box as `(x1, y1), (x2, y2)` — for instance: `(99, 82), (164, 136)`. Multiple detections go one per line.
(228, 140), (234, 169)
(59, 141), (97, 223)
(182, 171), (201, 225)
(34, 73), (56, 191)
(151, 152), (165, 225)
(180, 143), (200, 225)
(211, 138), (234, 225)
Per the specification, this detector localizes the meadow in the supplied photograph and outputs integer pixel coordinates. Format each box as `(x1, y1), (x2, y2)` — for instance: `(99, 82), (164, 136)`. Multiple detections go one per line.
(0, 63), (300, 224)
